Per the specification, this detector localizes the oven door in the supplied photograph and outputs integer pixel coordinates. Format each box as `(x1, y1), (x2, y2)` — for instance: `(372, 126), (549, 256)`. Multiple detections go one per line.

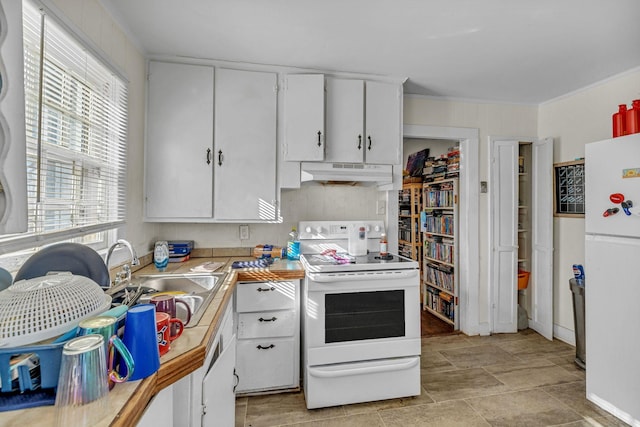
(303, 269), (420, 366)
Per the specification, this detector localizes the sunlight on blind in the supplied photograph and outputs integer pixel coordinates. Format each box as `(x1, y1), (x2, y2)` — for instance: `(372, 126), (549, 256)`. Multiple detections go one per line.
(0, 1), (127, 254)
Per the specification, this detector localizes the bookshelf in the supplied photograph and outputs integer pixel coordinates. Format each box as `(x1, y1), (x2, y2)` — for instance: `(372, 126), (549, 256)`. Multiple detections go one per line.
(398, 182), (423, 262)
(422, 178), (458, 329)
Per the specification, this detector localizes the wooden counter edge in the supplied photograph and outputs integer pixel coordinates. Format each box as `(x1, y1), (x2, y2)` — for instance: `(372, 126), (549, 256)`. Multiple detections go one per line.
(110, 265), (304, 426)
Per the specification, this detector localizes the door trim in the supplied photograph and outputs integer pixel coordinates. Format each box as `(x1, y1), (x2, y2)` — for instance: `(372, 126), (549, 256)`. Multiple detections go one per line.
(403, 125), (480, 335)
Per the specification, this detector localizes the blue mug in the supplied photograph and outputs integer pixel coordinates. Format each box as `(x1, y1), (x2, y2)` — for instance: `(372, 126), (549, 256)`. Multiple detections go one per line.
(121, 304), (160, 380)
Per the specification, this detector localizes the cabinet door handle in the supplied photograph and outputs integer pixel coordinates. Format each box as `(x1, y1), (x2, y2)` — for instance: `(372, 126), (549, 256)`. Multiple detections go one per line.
(206, 148), (212, 165)
(367, 135), (372, 150)
(317, 130), (322, 147)
(218, 150), (223, 166)
(258, 317), (277, 322)
(233, 368), (239, 392)
(256, 286), (275, 292)
(256, 344), (275, 350)
(357, 135), (362, 150)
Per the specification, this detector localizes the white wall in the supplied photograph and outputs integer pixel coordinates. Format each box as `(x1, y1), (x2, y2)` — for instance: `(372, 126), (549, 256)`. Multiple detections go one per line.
(538, 68), (640, 338)
(157, 185), (385, 249)
(403, 96), (538, 329)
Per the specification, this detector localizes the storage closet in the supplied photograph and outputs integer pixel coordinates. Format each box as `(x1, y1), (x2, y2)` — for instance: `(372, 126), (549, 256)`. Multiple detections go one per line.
(517, 144), (533, 324)
(490, 137), (553, 339)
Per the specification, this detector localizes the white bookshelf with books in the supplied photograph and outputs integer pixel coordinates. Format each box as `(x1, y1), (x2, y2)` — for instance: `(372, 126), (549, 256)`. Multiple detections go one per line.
(422, 178), (458, 329)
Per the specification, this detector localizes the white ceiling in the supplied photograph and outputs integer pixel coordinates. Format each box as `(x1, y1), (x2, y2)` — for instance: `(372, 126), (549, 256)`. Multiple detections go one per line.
(103, 0), (640, 104)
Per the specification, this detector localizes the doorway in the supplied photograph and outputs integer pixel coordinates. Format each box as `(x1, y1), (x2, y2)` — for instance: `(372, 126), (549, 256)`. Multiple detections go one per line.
(398, 125), (480, 336)
(489, 137), (553, 340)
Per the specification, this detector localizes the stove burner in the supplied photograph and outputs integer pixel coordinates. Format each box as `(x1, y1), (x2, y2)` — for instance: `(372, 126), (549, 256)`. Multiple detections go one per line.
(374, 255), (394, 260)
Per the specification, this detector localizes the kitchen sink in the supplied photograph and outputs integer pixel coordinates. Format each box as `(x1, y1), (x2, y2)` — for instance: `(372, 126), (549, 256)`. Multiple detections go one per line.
(126, 272), (227, 328)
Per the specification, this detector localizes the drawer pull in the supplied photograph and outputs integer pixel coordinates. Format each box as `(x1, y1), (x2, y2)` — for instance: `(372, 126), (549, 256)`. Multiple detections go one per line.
(256, 344), (275, 350)
(258, 317), (277, 322)
(256, 286), (275, 292)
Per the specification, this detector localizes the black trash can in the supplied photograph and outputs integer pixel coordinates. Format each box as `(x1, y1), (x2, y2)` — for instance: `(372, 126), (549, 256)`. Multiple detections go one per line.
(569, 278), (586, 369)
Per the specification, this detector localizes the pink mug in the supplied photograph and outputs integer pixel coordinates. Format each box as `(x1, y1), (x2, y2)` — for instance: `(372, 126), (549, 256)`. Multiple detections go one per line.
(151, 294), (192, 332)
(155, 312), (184, 355)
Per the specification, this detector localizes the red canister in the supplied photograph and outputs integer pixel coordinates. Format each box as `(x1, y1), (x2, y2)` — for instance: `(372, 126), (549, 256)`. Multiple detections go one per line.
(613, 104), (627, 137)
(626, 99), (640, 135)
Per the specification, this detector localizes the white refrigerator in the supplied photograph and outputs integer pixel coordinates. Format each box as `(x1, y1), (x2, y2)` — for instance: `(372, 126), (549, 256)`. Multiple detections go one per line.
(585, 132), (640, 426)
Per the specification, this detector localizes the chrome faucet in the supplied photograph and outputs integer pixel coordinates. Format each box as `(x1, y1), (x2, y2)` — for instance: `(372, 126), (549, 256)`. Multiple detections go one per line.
(105, 239), (140, 287)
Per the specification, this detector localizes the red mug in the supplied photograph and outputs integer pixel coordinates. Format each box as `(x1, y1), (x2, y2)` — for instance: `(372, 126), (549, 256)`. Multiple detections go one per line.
(151, 294), (192, 332)
(155, 312), (184, 356)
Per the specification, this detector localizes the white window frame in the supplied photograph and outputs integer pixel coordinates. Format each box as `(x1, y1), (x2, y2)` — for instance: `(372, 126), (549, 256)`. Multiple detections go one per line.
(0, 0), (128, 265)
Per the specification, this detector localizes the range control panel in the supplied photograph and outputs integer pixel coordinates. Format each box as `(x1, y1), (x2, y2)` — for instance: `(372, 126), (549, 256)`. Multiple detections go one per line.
(298, 220), (385, 240)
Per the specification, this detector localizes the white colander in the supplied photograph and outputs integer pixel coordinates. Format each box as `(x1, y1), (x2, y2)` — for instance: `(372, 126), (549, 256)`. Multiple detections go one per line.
(0, 272), (112, 348)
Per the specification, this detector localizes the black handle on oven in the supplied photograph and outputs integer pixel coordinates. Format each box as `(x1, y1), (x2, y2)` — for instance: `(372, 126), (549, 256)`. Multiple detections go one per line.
(256, 344), (275, 350)
(256, 286), (275, 292)
(258, 317), (277, 322)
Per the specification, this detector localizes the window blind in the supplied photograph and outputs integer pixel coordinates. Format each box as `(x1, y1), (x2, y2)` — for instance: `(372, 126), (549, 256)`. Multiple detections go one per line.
(0, 1), (127, 254)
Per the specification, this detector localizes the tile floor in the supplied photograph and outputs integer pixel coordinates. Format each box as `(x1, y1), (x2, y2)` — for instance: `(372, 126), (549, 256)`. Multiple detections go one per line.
(235, 329), (630, 427)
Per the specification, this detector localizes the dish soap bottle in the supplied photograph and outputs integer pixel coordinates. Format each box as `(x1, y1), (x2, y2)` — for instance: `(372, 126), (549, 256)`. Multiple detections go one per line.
(287, 227), (300, 260)
(154, 241), (169, 271)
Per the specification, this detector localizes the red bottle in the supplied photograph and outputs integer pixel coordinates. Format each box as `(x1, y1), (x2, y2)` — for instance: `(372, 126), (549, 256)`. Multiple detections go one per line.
(626, 99), (640, 135)
(613, 104), (627, 137)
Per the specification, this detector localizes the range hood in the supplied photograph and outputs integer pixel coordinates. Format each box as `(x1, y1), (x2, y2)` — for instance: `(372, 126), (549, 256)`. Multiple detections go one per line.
(300, 162), (393, 184)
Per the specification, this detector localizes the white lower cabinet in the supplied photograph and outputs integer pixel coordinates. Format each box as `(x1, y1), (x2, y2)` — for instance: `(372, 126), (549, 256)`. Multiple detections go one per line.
(137, 384), (174, 427)
(235, 280), (300, 394)
(172, 299), (236, 427)
(202, 334), (236, 427)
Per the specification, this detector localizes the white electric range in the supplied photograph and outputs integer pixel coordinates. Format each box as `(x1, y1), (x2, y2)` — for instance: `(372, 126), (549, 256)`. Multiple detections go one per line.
(298, 220), (421, 409)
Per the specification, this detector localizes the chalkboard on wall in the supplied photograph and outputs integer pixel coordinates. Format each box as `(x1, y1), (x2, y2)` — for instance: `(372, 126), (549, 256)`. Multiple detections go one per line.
(554, 160), (585, 217)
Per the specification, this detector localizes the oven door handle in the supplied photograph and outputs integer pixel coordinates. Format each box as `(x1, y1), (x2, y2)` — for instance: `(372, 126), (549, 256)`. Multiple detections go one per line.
(308, 357), (419, 378)
(306, 269), (418, 282)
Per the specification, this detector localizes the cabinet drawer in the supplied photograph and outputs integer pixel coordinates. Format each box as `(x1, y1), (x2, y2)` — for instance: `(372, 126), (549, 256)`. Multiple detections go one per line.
(236, 281), (296, 312)
(236, 337), (296, 392)
(237, 309), (296, 339)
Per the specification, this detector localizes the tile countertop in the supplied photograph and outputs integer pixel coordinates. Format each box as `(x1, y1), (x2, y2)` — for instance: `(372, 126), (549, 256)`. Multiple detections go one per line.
(3, 256), (305, 427)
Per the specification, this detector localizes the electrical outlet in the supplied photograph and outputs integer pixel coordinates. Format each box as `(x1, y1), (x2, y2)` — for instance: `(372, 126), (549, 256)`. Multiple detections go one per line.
(239, 225), (249, 240)
(376, 200), (386, 215)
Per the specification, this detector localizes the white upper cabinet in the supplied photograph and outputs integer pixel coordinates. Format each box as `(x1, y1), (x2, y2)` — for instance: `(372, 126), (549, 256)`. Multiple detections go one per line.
(313, 77), (402, 165)
(283, 74), (325, 161)
(364, 80), (402, 165)
(325, 78), (365, 163)
(214, 68), (278, 221)
(0, 0), (27, 234)
(145, 62), (278, 222)
(145, 61), (214, 219)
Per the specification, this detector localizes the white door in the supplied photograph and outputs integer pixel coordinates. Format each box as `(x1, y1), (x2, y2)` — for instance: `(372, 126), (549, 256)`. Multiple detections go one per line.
(491, 140), (519, 333)
(213, 68), (277, 220)
(364, 81), (402, 165)
(201, 334), (236, 427)
(491, 137), (554, 338)
(529, 137), (554, 339)
(145, 61), (214, 219)
(325, 78), (365, 163)
(283, 74), (325, 161)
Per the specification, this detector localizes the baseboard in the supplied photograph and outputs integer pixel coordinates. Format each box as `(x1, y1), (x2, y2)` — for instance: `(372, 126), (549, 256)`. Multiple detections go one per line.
(553, 323), (576, 346)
